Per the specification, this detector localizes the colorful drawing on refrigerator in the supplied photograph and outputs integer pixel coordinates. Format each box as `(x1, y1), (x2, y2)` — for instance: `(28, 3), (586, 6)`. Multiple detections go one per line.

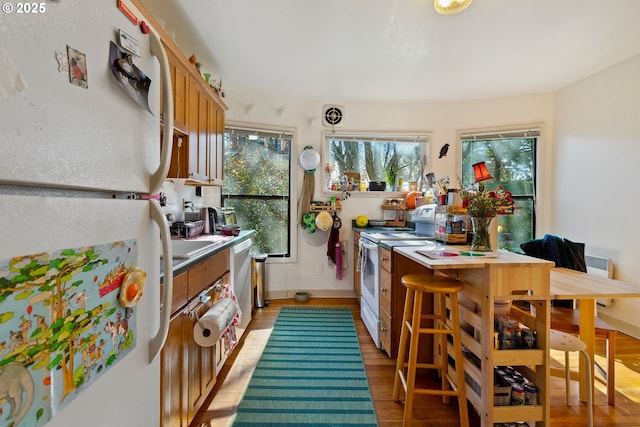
(0, 239), (140, 426)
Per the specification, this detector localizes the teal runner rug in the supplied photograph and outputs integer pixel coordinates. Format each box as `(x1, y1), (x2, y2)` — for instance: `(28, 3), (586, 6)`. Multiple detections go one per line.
(232, 306), (378, 427)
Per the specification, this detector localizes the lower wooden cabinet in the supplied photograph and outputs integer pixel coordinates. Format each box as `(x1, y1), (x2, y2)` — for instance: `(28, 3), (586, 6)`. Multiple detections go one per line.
(376, 247), (435, 359)
(161, 307), (189, 427)
(161, 251), (230, 427)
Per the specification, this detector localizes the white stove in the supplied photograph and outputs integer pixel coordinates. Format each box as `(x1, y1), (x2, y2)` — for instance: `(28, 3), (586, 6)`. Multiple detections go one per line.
(360, 230), (432, 243)
(359, 228), (434, 350)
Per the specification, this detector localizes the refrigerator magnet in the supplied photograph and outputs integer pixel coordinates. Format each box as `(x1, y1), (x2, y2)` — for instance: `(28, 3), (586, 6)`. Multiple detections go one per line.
(118, 29), (141, 57)
(67, 46), (88, 88)
(55, 50), (69, 72)
(119, 267), (146, 308)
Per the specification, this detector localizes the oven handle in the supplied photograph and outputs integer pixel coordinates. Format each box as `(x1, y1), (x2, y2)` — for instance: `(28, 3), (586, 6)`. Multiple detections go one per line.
(360, 239), (379, 252)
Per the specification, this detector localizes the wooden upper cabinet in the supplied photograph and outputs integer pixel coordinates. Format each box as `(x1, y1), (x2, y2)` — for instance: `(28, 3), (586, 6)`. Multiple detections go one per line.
(158, 35), (227, 185)
(207, 98), (225, 185)
(171, 53), (189, 134)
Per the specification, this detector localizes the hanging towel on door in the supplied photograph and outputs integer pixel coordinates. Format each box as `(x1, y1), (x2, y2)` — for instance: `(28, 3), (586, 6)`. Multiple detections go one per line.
(335, 241), (343, 280)
(356, 239), (367, 276)
(327, 225), (339, 264)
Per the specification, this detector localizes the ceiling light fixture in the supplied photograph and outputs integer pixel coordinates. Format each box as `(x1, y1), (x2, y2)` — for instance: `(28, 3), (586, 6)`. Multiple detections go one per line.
(434, 0), (472, 15)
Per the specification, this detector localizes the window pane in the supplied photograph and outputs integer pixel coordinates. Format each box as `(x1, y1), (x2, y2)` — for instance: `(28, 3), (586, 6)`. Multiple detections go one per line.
(461, 134), (536, 251)
(325, 134), (427, 191)
(223, 198), (289, 255)
(223, 128), (291, 256)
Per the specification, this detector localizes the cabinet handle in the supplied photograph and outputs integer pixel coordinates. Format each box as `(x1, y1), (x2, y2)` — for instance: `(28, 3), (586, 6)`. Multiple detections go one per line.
(380, 288), (387, 293)
(381, 256), (388, 261)
(380, 327), (387, 332)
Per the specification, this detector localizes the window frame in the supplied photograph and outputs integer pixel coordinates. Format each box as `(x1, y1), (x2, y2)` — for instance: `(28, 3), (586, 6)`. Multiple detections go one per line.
(223, 122), (297, 263)
(321, 130), (430, 197)
(457, 125), (540, 252)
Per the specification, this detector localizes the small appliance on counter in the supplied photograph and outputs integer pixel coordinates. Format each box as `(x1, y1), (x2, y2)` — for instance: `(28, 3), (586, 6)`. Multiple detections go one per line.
(411, 204), (437, 237)
(201, 207), (218, 234)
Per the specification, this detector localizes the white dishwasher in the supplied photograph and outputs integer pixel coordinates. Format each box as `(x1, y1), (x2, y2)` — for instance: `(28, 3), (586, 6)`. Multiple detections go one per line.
(230, 238), (253, 336)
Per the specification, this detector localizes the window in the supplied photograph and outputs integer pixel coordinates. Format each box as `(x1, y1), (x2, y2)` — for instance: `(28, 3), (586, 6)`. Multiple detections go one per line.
(223, 125), (292, 257)
(460, 128), (539, 252)
(323, 132), (429, 192)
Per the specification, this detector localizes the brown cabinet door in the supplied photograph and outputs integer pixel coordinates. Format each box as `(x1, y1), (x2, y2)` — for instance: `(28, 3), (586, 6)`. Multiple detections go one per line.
(165, 49), (189, 134)
(187, 81), (204, 181)
(187, 305), (217, 423)
(161, 310), (189, 427)
(207, 99), (225, 183)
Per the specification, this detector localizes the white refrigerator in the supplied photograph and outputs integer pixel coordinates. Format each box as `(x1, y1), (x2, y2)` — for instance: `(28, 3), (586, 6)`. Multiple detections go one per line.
(0, 1), (174, 426)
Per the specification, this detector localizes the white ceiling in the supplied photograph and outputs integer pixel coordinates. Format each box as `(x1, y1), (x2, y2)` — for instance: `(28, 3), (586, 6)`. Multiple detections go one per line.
(166, 0), (640, 103)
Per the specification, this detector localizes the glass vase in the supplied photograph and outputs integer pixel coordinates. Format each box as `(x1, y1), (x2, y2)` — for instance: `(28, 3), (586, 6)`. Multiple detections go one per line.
(470, 216), (495, 252)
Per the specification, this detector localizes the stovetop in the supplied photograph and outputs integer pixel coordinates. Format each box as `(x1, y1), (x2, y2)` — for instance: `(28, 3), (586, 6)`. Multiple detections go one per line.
(360, 230), (433, 243)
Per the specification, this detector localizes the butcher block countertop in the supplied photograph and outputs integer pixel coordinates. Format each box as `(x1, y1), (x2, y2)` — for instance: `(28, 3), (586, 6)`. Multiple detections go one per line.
(393, 245), (555, 270)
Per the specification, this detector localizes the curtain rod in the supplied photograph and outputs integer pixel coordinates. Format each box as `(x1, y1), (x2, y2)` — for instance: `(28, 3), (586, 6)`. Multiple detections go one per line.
(324, 133), (429, 141)
(227, 125), (294, 137)
(460, 128), (540, 139)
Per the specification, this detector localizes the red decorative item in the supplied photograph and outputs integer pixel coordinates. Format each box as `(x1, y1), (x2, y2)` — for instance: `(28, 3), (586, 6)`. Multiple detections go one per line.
(472, 161), (493, 183)
(139, 21), (150, 34)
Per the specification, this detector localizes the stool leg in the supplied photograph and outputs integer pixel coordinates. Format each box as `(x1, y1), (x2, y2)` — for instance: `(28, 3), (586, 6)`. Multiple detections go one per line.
(438, 292), (450, 404)
(565, 350), (570, 406)
(449, 292), (469, 427)
(579, 350), (594, 427)
(402, 289), (424, 427)
(393, 288), (415, 401)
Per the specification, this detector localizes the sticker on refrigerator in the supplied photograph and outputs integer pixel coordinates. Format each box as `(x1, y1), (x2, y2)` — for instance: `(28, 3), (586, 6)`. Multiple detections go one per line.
(0, 239), (140, 426)
(109, 41), (152, 113)
(118, 29), (141, 57)
(67, 45), (88, 89)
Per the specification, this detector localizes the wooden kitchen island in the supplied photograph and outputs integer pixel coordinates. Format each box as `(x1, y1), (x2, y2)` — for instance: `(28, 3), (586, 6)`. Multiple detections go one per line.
(393, 246), (554, 427)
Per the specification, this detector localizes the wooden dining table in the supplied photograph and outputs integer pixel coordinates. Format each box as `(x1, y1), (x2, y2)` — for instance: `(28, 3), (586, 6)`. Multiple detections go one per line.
(549, 267), (640, 402)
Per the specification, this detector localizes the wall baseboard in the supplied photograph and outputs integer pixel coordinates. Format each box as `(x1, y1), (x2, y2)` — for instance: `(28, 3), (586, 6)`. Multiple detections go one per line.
(598, 312), (640, 340)
(266, 289), (357, 301)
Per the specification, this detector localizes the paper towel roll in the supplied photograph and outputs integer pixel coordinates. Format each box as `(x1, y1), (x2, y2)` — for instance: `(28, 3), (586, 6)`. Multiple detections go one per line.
(193, 298), (238, 347)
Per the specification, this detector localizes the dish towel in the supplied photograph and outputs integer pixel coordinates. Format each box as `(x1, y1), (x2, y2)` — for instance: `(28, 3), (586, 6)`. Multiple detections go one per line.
(219, 284), (242, 354)
(327, 226), (339, 264)
(356, 239), (367, 277)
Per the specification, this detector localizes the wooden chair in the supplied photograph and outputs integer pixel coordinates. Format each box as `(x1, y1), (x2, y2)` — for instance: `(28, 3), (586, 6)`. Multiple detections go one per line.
(550, 305), (616, 405)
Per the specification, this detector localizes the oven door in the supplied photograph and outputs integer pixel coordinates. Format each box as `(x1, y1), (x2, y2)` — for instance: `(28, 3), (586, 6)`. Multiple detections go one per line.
(360, 297), (380, 348)
(359, 238), (379, 317)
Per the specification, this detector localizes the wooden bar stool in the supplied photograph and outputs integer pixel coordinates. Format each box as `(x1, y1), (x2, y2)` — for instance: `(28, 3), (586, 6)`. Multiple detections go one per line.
(392, 273), (469, 427)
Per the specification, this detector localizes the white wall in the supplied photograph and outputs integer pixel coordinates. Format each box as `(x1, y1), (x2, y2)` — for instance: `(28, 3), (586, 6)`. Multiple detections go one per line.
(552, 54), (640, 335)
(223, 91), (554, 299)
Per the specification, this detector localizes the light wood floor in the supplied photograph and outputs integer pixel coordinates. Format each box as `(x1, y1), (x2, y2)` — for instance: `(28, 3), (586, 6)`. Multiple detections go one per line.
(192, 298), (640, 427)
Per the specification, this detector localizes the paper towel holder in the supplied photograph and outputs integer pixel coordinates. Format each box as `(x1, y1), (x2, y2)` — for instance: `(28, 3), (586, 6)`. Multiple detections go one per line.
(196, 291), (212, 336)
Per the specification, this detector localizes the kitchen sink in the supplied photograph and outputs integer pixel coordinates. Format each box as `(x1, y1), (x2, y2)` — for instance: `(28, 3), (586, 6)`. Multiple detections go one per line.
(164, 235), (234, 259)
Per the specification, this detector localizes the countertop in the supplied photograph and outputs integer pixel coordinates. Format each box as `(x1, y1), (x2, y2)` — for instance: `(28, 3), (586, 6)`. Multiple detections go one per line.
(393, 245), (554, 270)
(160, 229), (255, 281)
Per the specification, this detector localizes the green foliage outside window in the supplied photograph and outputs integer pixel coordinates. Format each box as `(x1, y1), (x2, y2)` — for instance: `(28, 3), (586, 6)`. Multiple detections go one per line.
(325, 133), (428, 191)
(461, 133), (537, 252)
(223, 129), (291, 256)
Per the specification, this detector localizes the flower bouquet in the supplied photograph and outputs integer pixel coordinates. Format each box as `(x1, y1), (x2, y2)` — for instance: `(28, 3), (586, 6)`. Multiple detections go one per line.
(460, 185), (515, 217)
(459, 184), (515, 252)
